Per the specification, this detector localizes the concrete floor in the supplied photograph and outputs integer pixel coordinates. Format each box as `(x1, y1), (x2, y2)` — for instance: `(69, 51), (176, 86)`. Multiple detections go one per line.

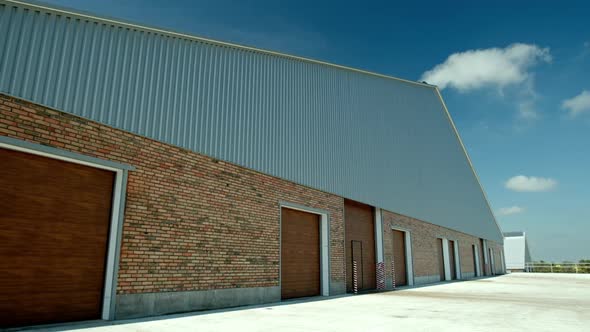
(29, 273), (590, 332)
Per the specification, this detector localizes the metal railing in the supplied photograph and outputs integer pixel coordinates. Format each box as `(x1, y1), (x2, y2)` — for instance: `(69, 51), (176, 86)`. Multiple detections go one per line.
(524, 263), (590, 273)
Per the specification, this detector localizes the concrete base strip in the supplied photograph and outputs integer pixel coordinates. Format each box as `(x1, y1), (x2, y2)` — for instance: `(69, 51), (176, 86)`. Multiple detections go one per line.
(330, 281), (346, 295)
(414, 275), (442, 285)
(116, 286), (280, 319)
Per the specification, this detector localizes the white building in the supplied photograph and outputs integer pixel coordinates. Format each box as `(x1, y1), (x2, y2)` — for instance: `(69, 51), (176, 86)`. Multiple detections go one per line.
(503, 232), (532, 272)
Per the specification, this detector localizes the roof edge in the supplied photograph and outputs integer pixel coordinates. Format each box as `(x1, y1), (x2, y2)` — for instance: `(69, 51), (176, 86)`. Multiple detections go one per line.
(504, 231), (526, 238)
(434, 87), (504, 243)
(4, 0), (435, 90)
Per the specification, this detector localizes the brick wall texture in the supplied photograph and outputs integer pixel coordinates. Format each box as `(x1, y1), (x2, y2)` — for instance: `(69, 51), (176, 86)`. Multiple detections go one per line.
(0, 93), (503, 297)
(0, 94), (346, 294)
(489, 241), (506, 275)
(382, 210), (504, 283)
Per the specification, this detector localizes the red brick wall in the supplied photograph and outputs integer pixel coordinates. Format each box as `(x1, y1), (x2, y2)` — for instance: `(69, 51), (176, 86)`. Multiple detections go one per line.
(489, 241), (505, 274)
(0, 94), (345, 294)
(382, 210), (503, 282)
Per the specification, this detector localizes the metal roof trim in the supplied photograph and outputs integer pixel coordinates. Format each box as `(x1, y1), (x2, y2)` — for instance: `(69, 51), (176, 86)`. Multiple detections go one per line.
(434, 87), (504, 243)
(504, 231), (526, 237)
(2, 0), (436, 90)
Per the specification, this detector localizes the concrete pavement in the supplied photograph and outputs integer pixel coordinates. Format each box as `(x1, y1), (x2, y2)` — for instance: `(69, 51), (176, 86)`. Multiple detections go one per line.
(22, 273), (590, 332)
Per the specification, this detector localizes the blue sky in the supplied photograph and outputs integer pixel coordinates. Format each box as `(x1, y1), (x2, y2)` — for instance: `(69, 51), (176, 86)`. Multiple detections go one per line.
(41, 0), (590, 261)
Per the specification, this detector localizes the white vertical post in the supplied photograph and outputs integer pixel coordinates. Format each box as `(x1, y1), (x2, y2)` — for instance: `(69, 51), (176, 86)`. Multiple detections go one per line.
(482, 240), (489, 275)
(375, 208), (383, 263)
(405, 232), (414, 286)
(453, 242), (461, 280)
(320, 214), (330, 296)
(490, 248), (495, 275)
(374, 208), (385, 290)
(474, 245), (481, 277)
(102, 170), (125, 320)
(442, 238), (451, 281)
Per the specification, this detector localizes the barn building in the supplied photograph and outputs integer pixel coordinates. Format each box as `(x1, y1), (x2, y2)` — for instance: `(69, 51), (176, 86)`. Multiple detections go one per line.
(0, 0), (505, 328)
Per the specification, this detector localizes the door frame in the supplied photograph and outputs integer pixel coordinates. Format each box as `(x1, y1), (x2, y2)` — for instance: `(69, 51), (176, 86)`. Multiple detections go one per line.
(375, 208), (384, 279)
(447, 238), (462, 280)
(439, 237), (461, 281)
(473, 244), (482, 277)
(279, 201), (330, 297)
(390, 226), (414, 286)
(482, 239), (489, 275)
(440, 238), (451, 281)
(0, 136), (133, 320)
(489, 247), (496, 275)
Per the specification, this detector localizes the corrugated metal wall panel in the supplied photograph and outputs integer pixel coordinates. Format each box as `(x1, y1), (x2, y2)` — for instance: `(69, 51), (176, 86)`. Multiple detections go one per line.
(0, 0), (502, 242)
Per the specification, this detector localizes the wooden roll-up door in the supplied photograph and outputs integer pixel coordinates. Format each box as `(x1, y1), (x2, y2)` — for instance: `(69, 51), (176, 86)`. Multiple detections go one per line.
(437, 238), (445, 281)
(392, 230), (407, 286)
(345, 199), (375, 292)
(448, 240), (457, 280)
(281, 208), (320, 299)
(0, 148), (115, 328)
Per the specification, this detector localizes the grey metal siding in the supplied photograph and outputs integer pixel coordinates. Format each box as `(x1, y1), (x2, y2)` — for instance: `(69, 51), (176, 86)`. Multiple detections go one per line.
(0, 0), (503, 242)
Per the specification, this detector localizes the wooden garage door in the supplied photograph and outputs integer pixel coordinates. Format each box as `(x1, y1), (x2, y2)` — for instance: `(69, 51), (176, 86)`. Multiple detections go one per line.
(392, 230), (407, 286)
(281, 208), (320, 299)
(437, 238), (445, 281)
(448, 240), (457, 280)
(345, 199), (375, 292)
(0, 148), (115, 327)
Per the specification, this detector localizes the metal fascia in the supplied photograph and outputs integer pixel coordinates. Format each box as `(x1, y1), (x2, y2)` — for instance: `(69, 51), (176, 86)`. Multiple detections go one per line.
(433, 87), (504, 243)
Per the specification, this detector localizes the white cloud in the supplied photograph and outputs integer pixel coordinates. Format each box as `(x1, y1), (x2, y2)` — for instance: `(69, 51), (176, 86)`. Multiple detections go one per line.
(505, 175), (557, 192)
(562, 90), (590, 117)
(420, 43), (551, 92)
(497, 206), (525, 216)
